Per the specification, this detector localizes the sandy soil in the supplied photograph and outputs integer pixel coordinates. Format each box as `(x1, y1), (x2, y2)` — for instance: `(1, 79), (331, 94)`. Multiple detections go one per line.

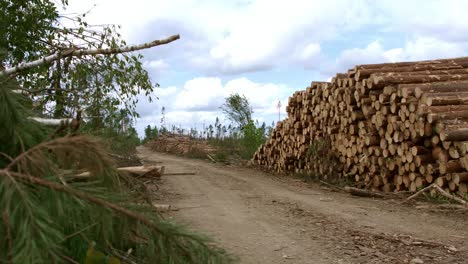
(137, 146), (468, 264)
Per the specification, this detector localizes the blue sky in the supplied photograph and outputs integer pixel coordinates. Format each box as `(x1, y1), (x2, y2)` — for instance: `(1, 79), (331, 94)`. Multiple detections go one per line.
(67, 0), (468, 136)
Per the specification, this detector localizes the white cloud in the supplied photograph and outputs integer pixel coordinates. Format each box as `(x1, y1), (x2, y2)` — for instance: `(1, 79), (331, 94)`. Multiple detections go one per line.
(372, 0), (468, 42)
(62, 0), (468, 137)
(66, 0), (378, 75)
(299, 43), (321, 62)
(334, 41), (388, 71)
(144, 59), (168, 69)
(329, 37), (468, 74)
(173, 77), (224, 111)
(135, 86), (177, 117)
(65, 0), (468, 77)
(175, 77), (291, 112)
(143, 59), (170, 78)
(401, 37), (466, 61)
(134, 76), (292, 135)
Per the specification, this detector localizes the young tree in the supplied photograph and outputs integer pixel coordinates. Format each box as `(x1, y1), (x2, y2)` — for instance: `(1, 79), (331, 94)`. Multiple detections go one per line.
(220, 94), (267, 159)
(221, 93), (252, 129)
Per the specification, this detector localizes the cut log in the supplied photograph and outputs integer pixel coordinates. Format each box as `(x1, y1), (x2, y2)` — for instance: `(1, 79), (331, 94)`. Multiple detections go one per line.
(452, 172), (468, 185)
(350, 57), (468, 77)
(344, 186), (385, 198)
(371, 73), (468, 89)
(439, 160), (463, 175)
(355, 64), (465, 81)
(439, 124), (468, 141)
(427, 110), (468, 123)
(254, 55), (468, 196)
(75, 166), (165, 178)
(414, 81), (468, 98)
(421, 92), (468, 106)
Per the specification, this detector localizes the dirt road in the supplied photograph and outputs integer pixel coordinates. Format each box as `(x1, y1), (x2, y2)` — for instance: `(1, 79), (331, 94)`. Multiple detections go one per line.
(137, 146), (467, 264)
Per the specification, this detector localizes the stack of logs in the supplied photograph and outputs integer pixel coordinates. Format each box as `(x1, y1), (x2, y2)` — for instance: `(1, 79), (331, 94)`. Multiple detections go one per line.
(147, 134), (217, 156)
(252, 56), (468, 196)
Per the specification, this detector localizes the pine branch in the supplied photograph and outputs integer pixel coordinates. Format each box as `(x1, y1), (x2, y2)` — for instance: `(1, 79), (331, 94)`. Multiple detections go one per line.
(0, 34), (180, 77)
(2, 170), (166, 233)
(2, 211), (12, 263)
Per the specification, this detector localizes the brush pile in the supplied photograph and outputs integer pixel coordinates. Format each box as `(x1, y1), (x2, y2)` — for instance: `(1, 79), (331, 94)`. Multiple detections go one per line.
(253, 57), (468, 196)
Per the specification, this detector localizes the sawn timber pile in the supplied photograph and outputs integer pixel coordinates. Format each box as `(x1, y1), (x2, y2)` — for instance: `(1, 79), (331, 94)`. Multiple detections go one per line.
(147, 134), (217, 156)
(252, 56), (468, 196)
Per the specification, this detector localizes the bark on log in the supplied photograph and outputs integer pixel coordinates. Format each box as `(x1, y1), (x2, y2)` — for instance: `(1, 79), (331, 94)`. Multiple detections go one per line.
(349, 57), (468, 76)
(355, 64), (465, 81)
(418, 105), (468, 115)
(370, 74), (468, 89)
(75, 165), (165, 178)
(414, 81), (468, 98)
(452, 172), (468, 185)
(421, 92), (468, 106)
(439, 124), (468, 141)
(427, 110), (468, 123)
(344, 186), (385, 198)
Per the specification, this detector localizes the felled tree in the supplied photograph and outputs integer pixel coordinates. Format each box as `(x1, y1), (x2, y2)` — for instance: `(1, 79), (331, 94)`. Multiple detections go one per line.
(0, 0), (232, 263)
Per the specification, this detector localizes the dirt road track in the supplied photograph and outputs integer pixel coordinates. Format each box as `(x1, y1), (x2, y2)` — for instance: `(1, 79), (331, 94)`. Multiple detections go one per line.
(137, 146), (467, 264)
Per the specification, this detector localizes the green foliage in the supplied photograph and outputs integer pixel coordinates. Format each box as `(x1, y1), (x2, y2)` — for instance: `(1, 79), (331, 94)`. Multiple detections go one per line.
(0, 75), (232, 263)
(0, 1), (233, 263)
(239, 121), (268, 159)
(305, 138), (343, 183)
(221, 93), (252, 129)
(152, 94), (270, 161)
(157, 94), (269, 161)
(86, 125), (141, 156)
(306, 139), (330, 157)
(80, 108), (141, 156)
(0, 76), (50, 167)
(1, 0), (156, 120)
(0, 0), (58, 64)
(143, 125), (159, 143)
(220, 94), (267, 159)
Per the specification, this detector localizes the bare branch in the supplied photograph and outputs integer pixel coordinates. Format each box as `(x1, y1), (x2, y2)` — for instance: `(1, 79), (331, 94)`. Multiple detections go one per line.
(407, 183), (468, 205)
(30, 117), (73, 126)
(0, 34), (180, 77)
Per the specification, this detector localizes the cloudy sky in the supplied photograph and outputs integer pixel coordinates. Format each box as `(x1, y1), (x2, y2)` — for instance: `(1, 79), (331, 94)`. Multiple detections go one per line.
(66, 0), (468, 136)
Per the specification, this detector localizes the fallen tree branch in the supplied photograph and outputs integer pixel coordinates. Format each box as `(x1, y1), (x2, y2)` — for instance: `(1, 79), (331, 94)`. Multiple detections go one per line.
(344, 186), (385, 198)
(407, 184), (436, 201)
(163, 172), (196, 176)
(415, 204), (468, 211)
(319, 180), (342, 191)
(407, 183), (468, 205)
(1, 170), (166, 234)
(432, 185), (467, 205)
(206, 154), (216, 162)
(0, 34), (180, 77)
